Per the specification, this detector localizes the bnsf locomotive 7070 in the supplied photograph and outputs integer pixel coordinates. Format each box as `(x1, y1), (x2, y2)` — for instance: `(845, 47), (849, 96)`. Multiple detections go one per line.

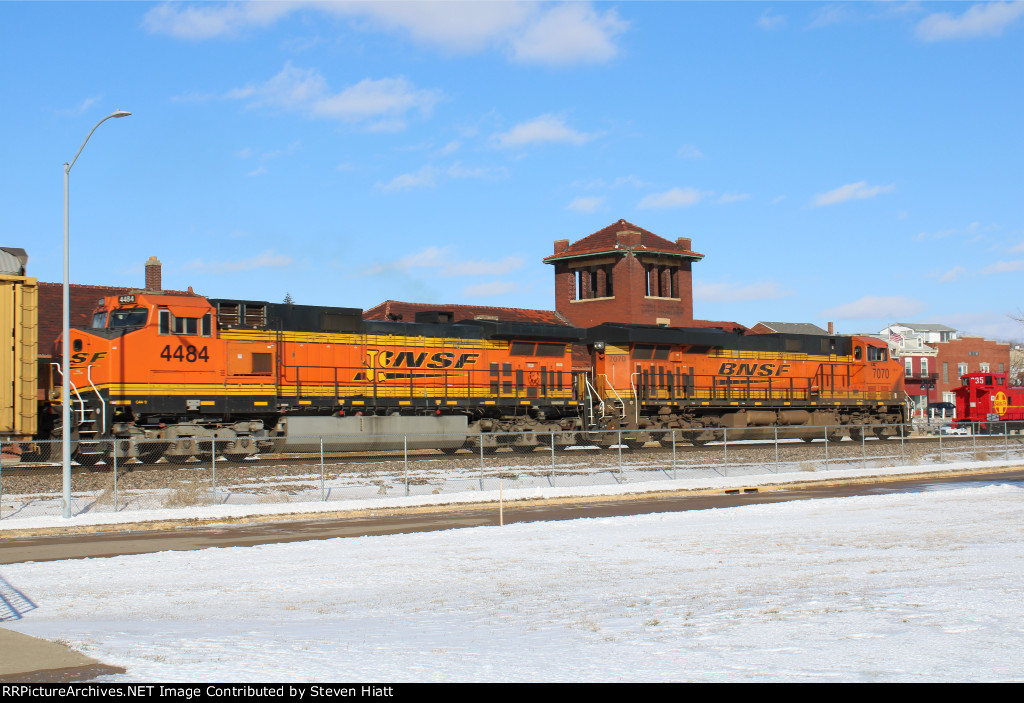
(35, 289), (906, 464)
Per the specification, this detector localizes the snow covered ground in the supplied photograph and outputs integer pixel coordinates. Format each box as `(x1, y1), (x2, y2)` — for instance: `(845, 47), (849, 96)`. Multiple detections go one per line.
(1, 460), (1023, 682)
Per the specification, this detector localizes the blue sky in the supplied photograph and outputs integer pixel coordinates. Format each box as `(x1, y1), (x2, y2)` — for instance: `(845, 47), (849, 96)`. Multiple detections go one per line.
(2, 1), (1022, 339)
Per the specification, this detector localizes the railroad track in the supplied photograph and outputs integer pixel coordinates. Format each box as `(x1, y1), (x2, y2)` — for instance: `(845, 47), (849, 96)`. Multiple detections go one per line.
(6, 433), (1012, 479)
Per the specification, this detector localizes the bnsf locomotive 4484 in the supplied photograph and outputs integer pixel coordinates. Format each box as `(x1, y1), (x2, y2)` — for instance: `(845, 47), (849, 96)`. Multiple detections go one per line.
(42, 289), (906, 464)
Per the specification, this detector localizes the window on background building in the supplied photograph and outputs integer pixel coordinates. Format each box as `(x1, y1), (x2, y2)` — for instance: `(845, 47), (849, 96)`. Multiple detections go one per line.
(943, 362), (949, 384)
(980, 362), (990, 372)
(958, 362), (968, 376)
(999, 363), (1004, 373)
(905, 358), (913, 376)
(921, 358), (929, 376)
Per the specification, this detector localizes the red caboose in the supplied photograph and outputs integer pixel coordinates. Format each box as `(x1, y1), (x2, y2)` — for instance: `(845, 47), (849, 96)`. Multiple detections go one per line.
(954, 373), (1024, 432)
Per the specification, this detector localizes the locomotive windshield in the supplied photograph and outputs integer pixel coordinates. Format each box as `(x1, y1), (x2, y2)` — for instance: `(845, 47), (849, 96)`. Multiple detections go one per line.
(91, 311), (108, 329)
(108, 308), (148, 328)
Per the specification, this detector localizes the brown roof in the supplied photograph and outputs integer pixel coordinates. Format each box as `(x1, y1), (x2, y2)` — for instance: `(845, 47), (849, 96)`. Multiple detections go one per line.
(544, 219), (703, 263)
(363, 300), (573, 326)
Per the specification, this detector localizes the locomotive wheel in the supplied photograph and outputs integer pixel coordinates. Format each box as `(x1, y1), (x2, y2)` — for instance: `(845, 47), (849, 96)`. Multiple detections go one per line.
(849, 427), (865, 442)
(801, 437), (815, 443)
(873, 428), (890, 441)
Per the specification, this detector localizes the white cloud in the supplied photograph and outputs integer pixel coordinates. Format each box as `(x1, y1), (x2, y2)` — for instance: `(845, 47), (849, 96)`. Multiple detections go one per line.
(915, 221), (995, 241)
(246, 166), (267, 177)
(447, 162), (508, 180)
(716, 193), (750, 205)
(227, 63), (441, 129)
(493, 114), (598, 148)
(694, 280), (793, 303)
(982, 259), (1024, 274)
(509, 3), (628, 65)
(938, 266), (967, 283)
(757, 11), (787, 31)
(377, 165), (439, 192)
(462, 281), (521, 298)
(676, 144), (705, 160)
(311, 77), (441, 121)
(143, 2), (292, 40)
(364, 247), (523, 278)
(183, 250), (293, 273)
(638, 187), (706, 209)
(810, 181), (895, 207)
(567, 196), (604, 213)
(917, 2), (1024, 41)
(696, 280), (790, 302)
(145, 2), (629, 66)
(771, 195), (787, 205)
(819, 295), (926, 320)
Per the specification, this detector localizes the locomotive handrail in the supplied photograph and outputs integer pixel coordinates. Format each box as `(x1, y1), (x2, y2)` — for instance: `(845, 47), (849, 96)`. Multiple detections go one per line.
(51, 362), (88, 426)
(598, 374), (626, 419)
(629, 372), (641, 425)
(86, 364), (105, 436)
(583, 376), (604, 425)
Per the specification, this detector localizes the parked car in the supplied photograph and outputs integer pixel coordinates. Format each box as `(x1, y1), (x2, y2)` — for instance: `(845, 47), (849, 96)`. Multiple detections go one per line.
(939, 425), (970, 435)
(928, 402), (955, 415)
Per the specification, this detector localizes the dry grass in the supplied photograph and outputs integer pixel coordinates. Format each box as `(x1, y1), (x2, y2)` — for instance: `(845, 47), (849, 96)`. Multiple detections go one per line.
(163, 477), (209, 508)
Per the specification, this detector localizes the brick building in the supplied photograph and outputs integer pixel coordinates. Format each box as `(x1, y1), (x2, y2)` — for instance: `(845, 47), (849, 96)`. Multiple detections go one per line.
(880, 323), (1011, 415)
(543, 219), (743, 332)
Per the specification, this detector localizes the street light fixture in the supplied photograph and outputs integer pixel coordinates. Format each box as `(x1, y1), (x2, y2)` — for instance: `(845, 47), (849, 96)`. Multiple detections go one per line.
(62, 109), (131, 519)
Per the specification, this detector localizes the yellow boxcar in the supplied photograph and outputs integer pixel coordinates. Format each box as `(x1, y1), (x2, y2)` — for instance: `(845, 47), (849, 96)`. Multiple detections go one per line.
(0, 270), (38, 441)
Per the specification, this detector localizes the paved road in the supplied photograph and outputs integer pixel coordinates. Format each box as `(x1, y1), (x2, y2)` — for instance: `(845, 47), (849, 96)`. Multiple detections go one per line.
(3, 467), (1021, 565)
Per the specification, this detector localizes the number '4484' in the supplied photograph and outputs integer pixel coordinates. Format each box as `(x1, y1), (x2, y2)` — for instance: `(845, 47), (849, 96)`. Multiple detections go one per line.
(160, 344), (209, 363)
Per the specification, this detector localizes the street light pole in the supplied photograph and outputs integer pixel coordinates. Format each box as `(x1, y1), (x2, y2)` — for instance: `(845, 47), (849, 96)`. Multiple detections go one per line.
(62, 109), (130, 519)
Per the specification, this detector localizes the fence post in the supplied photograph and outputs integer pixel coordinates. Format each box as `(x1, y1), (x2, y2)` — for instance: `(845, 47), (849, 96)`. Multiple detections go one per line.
(550, 432), (555, 481)
(404, 434), (409, 497)
(211, 436), (217, 505)
(672, 429), (677, 479)
(900, 422), (905, 465)
(861, 425), (866, 469)
(320, 437), (326, 501)
(938, 429), (943, 463)
(723, 427), (728, 470)
(479, 432), (485, 491)
(617, 430), (622, 471)
(972, 425), (977, 461)
(1006, 422), (1010, 461)
(824, 425), (829, 470)
(113, 439), (118, 512)
(774, 425), (779, 473)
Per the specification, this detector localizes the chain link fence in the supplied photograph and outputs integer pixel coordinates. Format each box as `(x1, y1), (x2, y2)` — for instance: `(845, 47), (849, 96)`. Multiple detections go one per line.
(2, 423), (1022, 521)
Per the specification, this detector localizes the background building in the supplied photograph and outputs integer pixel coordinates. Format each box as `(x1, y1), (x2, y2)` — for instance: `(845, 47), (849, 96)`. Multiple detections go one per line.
(880, 323), (1011, 415)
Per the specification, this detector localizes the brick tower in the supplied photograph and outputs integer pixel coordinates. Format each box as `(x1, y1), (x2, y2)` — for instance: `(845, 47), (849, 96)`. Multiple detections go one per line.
(544, 219), (703, 328)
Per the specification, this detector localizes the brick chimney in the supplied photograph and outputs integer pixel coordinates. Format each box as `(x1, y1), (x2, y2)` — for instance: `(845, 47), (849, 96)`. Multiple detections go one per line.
(145, 256), (162, 291)
(828, 321), (834, 335)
